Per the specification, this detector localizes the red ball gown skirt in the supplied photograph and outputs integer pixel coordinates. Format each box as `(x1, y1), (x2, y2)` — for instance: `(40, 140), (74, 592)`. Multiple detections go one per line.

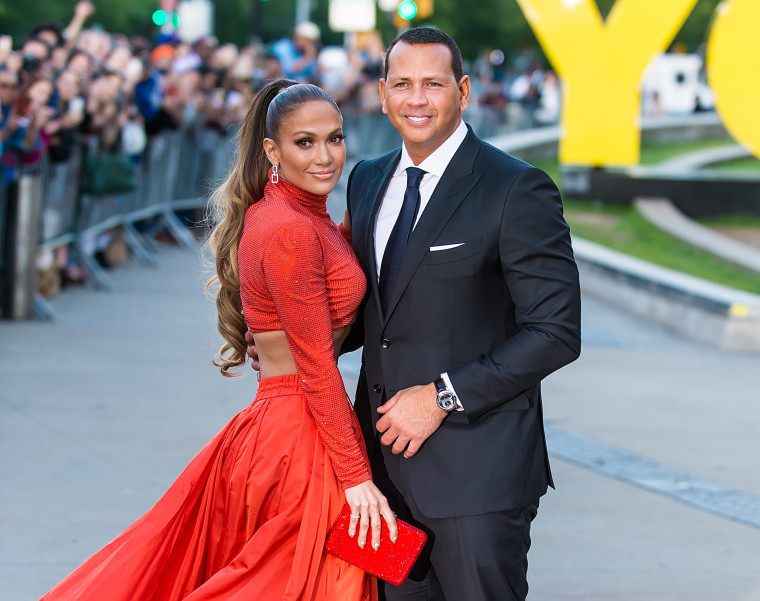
(41, 374), (376, 601)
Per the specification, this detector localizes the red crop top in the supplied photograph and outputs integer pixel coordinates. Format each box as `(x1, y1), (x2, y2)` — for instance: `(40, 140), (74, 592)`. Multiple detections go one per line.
(238, 175), (370, 489)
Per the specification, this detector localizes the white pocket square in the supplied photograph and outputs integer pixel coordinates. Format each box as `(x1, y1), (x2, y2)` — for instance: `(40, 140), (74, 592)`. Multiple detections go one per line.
(430, 243), (465, 252)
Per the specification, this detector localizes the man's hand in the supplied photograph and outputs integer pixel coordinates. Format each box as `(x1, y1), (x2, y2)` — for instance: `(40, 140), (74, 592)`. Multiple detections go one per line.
(244, 330), (261, 380)
(376, 383), (447, 458)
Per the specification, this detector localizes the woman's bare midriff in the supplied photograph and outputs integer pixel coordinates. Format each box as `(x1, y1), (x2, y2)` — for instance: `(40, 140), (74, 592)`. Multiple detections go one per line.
(253, 326), (350, 379)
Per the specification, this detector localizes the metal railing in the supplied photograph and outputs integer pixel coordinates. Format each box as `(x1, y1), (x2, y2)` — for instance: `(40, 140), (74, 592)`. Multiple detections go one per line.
(0, 178), (9, 316)
(0, 107), (524, 321)
(0, 125), (235, 320)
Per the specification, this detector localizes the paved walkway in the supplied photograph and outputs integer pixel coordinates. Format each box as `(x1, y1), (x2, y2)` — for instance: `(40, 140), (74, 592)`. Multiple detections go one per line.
(1, 243), (759, 601)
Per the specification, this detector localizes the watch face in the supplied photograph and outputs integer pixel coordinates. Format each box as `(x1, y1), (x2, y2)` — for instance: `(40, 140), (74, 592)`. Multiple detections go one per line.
(437, 391), (456, 412)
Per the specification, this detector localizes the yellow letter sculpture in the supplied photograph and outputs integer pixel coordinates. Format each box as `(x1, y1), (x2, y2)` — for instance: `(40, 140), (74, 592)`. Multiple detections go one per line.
(516, 0), (698, 166)
(707, 0), (760, 160)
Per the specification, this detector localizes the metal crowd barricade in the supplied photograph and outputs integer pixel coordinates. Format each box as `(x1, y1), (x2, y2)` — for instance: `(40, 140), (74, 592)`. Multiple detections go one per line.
(26, 126), (232, 314)
(37, 151), (81, 257)
(0, 178), (7, 269)
(127, 127), (212, 252)
(75, 126), (233, 293)
(170, 125), (235, 218)
(0, 177), (9, 316)
(343, 111), (400, 160)
(3, 162), (45, 319)
(6, 111), (414, 321)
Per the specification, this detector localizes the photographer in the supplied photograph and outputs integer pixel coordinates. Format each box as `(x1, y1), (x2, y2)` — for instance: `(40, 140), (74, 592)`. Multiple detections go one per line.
(18, 37), (54, 83)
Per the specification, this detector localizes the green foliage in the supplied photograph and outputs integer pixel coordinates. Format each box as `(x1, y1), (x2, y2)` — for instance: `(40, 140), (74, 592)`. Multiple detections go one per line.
(531, 136), (760, 295)
(673, 0), (722, 51)
(406, 0), (724, 62)
(0, 0), (159, 45)
(593, 0), (723, 52)
(0, 3), (72, 42)
(638, 137), (734, 165)
(699, 214), (760, 227)
(415, 0), (538, 63)
(564, 205), (760, 295)
(710, 157), (760, 172)
(215, 0), (297, 47)
(0, 0), (726, 60)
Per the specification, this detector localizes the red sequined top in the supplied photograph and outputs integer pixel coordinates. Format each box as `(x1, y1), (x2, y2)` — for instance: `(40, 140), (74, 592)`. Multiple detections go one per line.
(239, 175), (370, 489)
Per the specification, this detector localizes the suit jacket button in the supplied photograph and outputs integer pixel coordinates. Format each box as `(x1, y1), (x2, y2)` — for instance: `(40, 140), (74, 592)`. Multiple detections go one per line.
(381, 339), (390, 349)
(373, 384), (382, 393)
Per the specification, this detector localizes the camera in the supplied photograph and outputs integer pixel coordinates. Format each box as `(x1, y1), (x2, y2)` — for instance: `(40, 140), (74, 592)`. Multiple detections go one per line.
(21, 53), (41, 74)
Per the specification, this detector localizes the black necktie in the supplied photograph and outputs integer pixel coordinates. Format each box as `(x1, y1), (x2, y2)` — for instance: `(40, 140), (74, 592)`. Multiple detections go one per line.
(379, 167), (426, 313)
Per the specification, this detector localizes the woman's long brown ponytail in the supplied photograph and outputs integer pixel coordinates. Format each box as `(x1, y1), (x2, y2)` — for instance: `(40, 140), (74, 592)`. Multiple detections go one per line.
(206, 79), (341, 376)
(206, 79), (297, 376)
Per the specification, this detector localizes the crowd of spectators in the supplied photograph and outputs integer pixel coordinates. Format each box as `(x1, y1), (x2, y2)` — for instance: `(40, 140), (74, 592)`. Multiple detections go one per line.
(0, 8), (404, 176)
(1, 2), (563, 305)
(1, 2), (563, 179)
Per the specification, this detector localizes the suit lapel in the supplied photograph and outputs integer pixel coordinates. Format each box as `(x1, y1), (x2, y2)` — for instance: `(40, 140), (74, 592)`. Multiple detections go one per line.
(359, 151), (400, 320)
(382, 131), (484, 326)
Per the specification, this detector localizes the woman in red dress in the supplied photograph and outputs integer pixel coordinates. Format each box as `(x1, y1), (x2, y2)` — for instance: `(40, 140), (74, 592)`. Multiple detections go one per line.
(40, 79), (397, 601)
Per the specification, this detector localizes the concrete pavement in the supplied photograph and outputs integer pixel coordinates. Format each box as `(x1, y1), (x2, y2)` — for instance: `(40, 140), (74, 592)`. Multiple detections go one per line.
(1, 243), (759, 600)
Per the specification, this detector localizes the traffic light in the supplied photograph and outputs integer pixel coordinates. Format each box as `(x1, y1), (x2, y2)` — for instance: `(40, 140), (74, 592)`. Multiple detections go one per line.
(397, 0), (417, 20)
(393, 0), (433, 27)
(152, 8), (179, 28)
(152, 9), (168, 26)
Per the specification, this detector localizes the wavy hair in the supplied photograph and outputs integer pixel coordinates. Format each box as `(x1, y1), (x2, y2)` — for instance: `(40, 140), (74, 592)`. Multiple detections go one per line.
(206, 79), (340, 376)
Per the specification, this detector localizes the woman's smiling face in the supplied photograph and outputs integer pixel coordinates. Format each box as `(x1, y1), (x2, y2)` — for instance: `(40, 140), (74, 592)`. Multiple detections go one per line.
(264, 99), (346, 196)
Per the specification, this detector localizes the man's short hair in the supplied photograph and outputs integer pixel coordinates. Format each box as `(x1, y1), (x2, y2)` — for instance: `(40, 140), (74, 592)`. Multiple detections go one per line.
(384, 27), (464, 83)
(22, 36), (53, 61)
(29, 22), (65, 48)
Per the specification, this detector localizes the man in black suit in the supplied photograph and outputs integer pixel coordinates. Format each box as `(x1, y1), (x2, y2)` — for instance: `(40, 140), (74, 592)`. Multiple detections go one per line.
(345, 27), (581, 601)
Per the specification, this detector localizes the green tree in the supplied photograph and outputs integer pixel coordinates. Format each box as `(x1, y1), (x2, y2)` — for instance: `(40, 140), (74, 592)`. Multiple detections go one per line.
(0, 0), (725, 58)
(215, 0), (295, 47)
(410, 0), (538, 63)
(673, 0), (721, 51)
(0, 0), (159, 45)
(597, 0), (722, 51)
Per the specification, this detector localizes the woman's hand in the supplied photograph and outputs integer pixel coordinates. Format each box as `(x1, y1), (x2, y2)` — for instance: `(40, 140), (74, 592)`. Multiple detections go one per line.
(344, 480), (398, 551)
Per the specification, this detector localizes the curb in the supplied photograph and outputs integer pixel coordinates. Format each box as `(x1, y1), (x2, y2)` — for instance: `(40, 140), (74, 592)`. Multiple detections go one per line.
(573, 236), (760, 352)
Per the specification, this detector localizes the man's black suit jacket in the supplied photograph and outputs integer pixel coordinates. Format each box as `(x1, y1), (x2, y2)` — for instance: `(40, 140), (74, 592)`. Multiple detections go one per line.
(345, 126), (581, 519)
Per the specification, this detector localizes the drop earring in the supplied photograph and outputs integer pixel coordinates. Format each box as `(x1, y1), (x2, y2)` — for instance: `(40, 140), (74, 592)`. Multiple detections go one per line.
(271, 165), (279, 184)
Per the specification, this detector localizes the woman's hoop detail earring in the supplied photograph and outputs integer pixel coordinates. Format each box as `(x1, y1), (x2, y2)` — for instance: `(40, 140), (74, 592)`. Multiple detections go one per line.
(271, 165), (279, 184)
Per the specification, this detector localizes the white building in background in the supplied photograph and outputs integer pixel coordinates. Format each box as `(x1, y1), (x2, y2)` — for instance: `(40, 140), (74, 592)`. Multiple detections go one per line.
(641, 53), (715, 116)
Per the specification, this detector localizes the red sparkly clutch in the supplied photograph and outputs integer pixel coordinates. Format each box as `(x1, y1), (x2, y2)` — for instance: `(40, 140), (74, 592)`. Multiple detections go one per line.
(326, 503), (427, 586)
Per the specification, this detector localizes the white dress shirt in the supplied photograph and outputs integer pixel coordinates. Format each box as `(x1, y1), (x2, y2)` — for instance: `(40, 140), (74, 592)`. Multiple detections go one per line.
(374, 119), (468, 276)
(373, 119), (468, 410)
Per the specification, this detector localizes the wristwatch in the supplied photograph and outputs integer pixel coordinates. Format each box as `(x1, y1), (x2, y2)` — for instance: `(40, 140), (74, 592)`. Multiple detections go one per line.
(434, 378), (458, 413)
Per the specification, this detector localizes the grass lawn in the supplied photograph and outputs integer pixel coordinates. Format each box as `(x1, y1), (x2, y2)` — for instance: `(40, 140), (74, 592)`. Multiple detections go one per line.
(563, 203), (760, 295)
(710, 157), (760, 172)
(638, 136), (735, 165)
(527, 142), (760, 295)
(698, 214), (760, 228)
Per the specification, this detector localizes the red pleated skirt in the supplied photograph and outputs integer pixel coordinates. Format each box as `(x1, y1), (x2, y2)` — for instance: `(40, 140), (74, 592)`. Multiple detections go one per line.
(41, 374), (376, 601)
